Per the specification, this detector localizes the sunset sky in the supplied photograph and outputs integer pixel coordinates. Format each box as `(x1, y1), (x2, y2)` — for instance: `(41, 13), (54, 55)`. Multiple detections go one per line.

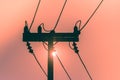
(0, 0), (120, 80)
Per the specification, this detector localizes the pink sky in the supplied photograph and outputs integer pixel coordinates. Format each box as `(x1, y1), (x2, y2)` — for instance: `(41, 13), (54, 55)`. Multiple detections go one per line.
(0, 0), (120, 80)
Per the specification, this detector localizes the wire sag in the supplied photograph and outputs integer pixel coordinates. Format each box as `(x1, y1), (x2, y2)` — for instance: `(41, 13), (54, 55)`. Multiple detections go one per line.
(80, 0), (104, 31)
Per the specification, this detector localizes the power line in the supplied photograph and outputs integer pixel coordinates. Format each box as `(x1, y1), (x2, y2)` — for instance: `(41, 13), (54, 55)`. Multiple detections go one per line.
(29, 0), (42, 31)
(73, 0), (103, 79)
(26, 42), (47, 77)
(23, 0), (104, 80)
(80, 0), (103, 31)
(69, 42), (74, 50)
(26, 0), (47, 76)
(53, 0), (67, 31)
(43, 42), (58, 51)
(40, 23), (51, 32)
(56, 54), (72, 80)
(32, 53), (48, 77)
(75, 20), (82, 31)
(77, 53), (92, 80)
(42, 42), (48, 51)
(54, 42), (58, 45)
(68, 42), (92, 80)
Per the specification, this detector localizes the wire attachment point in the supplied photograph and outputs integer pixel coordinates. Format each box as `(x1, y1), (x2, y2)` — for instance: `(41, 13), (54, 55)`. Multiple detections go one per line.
(75, 20), (82, 31)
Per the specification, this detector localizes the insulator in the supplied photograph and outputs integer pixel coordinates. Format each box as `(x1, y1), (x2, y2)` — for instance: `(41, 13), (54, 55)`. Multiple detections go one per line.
(38, 25), (42, 33)
(24, 21), (29, 33)
(26, 42), (30, 45)
(72, 42), (77, 46)
(28, 46), (32, 49)
(74, 46), (78, 50)
(75, 49), (79, 53)
(26, 42), (34, 54)
(72, 42), (79, 54)
(29, 49), (33, 53)
(50, 30), (55, 34)
(73, 25), (81, 37)
(74, 26), (79, 33)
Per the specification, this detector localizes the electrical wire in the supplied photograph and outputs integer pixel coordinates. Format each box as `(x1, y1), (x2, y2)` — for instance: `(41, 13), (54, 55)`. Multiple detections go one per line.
(29, 0), (42, 31)
(40, 23), (51, 32)
(26, 0), (48, 77)
(51, 0), (68, 45)
(74, 0), (103, 79)
(54, 42), (58, 45)
(26, 42), (47, 77)
(43, 42), (48, 45)
(25, 0), (103, 79)
(42, 42), (58, 51)
(53, 0), (67, 31)
(32, 53), (48, 77)
(69, 42), (74, 50)
(75, 20), (82, 30)
(80, 0), (103, 31)
(68, 42), (92, 80)
(56, 54), (72, 80)
(44, 41), (58, 46)
(77, 53), (92, 80)
(43, 42), (48, 51)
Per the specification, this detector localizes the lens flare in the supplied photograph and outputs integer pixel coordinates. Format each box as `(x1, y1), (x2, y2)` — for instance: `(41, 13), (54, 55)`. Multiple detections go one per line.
(52, 51), (56, 57)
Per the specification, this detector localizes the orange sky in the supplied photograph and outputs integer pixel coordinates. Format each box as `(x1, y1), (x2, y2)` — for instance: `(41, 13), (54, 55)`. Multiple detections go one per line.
(0, 0), (120, 80)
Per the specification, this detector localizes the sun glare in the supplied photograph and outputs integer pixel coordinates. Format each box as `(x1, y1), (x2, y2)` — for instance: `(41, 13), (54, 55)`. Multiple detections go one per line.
(52, 51), (57, 57)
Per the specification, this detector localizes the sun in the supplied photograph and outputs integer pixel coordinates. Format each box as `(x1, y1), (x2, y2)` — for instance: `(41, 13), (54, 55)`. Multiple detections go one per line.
(52, 51), (57, 57)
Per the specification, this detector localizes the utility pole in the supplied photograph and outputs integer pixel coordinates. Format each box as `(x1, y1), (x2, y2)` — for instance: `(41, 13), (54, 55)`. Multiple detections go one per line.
(48, 37), (54, 80)
(23, 26), (80, 80)
(22, 0), (104, 79)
